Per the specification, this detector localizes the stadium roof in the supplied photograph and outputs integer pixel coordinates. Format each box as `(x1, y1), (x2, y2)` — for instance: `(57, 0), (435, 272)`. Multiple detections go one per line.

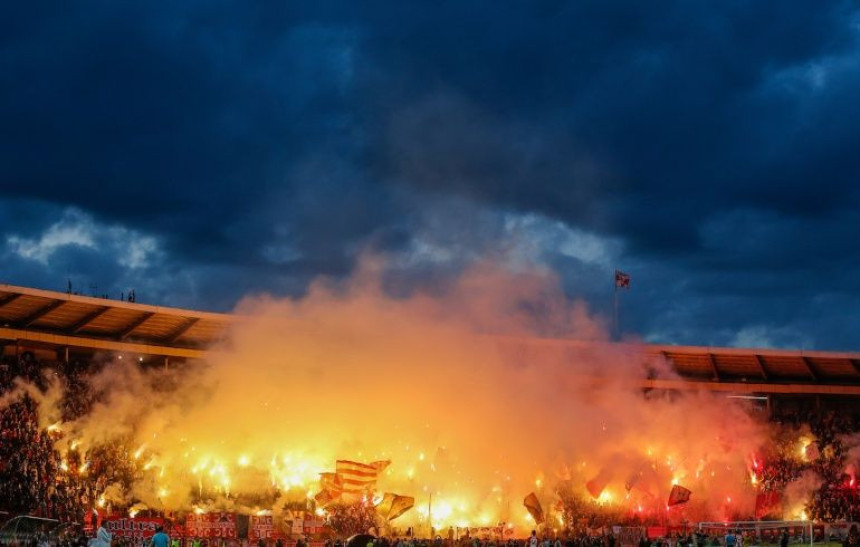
(0, 284), (230, 359)
(2, 283), (860, 394)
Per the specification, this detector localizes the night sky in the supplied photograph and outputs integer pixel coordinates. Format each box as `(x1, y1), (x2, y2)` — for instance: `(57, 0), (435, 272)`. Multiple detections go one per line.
(2, 1), (859, 350)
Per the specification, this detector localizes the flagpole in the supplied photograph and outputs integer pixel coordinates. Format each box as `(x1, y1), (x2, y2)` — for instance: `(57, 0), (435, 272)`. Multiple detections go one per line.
(612, 273), (619, 342)
(428, 493), (432, 539)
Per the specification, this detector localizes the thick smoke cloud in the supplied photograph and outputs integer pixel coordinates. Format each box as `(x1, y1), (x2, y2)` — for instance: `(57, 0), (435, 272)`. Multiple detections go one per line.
(37, 260), (770, 526)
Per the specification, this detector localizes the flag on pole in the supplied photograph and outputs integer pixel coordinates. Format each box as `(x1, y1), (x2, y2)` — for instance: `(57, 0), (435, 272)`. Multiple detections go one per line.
(523, 492), (545, 524)
(614, 270), (631, 289)
(667, 484), (692, 506)
(376, 493), (415, 521)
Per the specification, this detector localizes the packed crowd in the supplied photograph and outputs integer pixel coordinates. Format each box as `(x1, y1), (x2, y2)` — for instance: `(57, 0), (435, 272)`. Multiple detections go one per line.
(755, 410), (860, 521)
(4, 352), (860, 542)
(0, 354), (99, 525)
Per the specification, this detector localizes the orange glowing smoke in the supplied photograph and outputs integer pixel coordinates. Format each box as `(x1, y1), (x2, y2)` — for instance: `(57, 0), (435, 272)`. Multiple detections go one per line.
(46, 259), (768, 529)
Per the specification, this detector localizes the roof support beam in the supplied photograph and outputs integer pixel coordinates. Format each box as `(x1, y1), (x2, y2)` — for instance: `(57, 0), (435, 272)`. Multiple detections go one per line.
(0, 326), (203, 359)
(641, 377), (860, 395)
(850, 359), (860, 378)
(18, 300), (66, 327)
(801, 357), (819, 382)
(0, 293), (23, 310)
(707, 352), (720, 380)
(118, 312), (155, 340)
(754, 354), (769, 381)
(163, 317), (199, 344)
(68, 306), (111, 334)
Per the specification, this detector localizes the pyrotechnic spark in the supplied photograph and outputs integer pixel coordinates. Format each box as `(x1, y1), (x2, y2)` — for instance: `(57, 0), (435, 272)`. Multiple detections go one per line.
(799, 437), (812, 460)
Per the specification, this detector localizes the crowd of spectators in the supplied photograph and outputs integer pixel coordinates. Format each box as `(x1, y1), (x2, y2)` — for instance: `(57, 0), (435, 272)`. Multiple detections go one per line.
(6, 351), (860, 544)
(0, 353), (119, 527)
(805, 412), (858, 522)
(754, 410), (860, 522)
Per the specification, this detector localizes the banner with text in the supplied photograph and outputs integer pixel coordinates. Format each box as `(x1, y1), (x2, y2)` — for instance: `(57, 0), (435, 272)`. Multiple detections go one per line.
(102, 518), (164, 547)
(185, 512), (238, 538)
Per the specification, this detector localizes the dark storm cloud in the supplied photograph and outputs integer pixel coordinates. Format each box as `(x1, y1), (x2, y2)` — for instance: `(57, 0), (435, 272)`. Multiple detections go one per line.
(369, 2), (860, 242)
(2, 0), (860, 348)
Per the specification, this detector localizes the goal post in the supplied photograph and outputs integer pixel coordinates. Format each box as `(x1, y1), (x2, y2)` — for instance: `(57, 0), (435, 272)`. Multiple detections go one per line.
(697, 520), (814, 547)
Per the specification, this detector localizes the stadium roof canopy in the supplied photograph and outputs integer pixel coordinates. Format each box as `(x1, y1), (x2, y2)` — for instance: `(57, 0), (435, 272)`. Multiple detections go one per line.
(0, 284), (230, 359)
(2, 283), (860, 394)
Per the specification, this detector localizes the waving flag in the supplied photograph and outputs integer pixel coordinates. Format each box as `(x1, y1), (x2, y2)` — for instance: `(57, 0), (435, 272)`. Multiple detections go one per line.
(667, 484), (692, 506)
(314, 472), (344, 507)
(615, 270), (631, 289)
(586, 468), (613, 498)
(320, 472), (343, 492)
(523, 492), (545, 524)
(314, 488), (341, 508)
(376, 493), (415, 521)
(336, 459), (390, 494)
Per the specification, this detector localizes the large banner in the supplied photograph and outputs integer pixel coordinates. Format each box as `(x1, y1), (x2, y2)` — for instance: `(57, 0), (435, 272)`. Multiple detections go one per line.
(98, 513), (323, 542)
(185, 512), (238, 538)
(103, 517), (164, 547)
(289, 519), (326, 536)
(249, 516), (286, 541)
